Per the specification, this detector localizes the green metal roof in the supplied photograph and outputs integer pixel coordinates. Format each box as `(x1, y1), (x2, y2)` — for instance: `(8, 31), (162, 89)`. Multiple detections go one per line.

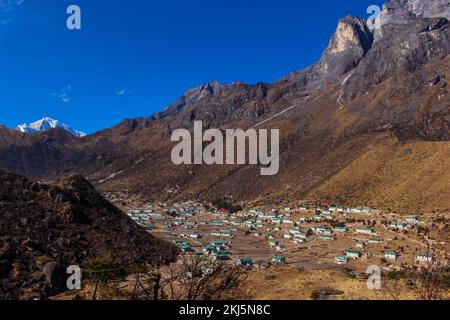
(273, 255), (285, 260)
(214, 252), (230, 257)
(239, 258), (253, 263)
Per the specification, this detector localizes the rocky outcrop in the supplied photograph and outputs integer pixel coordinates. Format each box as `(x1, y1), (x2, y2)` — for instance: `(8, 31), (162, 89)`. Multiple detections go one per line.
(286, 16), (373, 91)
(405, 0), (450, 20)
(346, 1), (450, 100)
(0, 171), (178, 300)
(156, 80), (225, 119)
(325, 16), (373, 55)
(376, 0), (450, 40)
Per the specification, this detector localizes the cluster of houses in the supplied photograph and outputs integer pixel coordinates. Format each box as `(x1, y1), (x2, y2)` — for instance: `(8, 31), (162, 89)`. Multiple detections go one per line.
(334, 245), (436, 266)
(211, 229), (234, 238)
(199, 240), (287, 267)
(203, 240), (231, 261)
(127, 210), (161, 230)
(387, 216), (421, 231)
(299, 205), (374, 215)
(284, 227), (309, 243)
(124, 200), (438, 270)
(175, 240), (193, 252)
(235, 256), (287, 268)
(269, 239), (286, 252)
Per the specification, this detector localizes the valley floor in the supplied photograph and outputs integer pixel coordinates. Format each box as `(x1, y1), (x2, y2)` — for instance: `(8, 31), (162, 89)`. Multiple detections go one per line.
(98, 194), (450, 300)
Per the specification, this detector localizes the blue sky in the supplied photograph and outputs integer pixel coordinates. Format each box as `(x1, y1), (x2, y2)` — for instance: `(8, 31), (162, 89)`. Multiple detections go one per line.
(0, 0), (384, 134)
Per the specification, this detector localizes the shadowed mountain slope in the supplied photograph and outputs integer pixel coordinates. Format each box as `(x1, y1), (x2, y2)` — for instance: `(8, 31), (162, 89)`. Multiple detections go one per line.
(0, 0), (449, 213)
(0, 171), (178, 300)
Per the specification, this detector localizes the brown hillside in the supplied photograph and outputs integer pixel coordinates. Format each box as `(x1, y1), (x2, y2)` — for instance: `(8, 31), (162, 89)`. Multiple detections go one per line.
(0, 0), (449, 214)
(0, 171), (178, 300)
(310, 139), (450, 214)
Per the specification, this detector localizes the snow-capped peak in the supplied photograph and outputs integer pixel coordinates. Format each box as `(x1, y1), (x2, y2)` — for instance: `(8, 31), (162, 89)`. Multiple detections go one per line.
(16, 117), (86, 137)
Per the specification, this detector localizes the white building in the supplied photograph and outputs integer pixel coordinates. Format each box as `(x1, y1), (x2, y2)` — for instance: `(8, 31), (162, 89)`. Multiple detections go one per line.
(356, 242), (367, 249)
(335, 255), (349, 264)
(389, 221), (410, 230)
(356, 228), (374, 235)
(346, 250), (362, 259)
(406, 216), (420, 225)
(384, 251), (398, 261)
(416, 254), (434, 264)
(334, 226), (348, 233)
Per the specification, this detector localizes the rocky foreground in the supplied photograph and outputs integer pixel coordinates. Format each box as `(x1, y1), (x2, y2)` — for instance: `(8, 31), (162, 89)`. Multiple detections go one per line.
(0, 170), (178, 300)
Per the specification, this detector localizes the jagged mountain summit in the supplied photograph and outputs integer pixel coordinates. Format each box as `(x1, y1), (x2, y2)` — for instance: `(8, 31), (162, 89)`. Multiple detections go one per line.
(16, 117), (86, 137)
(285, 16), (374, 92)
(0, 0), (449, 213)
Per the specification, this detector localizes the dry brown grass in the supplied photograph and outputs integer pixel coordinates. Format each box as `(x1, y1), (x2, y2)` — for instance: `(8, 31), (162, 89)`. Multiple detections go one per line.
(238, 265), (419, 300)
(310, 139), (450, 214)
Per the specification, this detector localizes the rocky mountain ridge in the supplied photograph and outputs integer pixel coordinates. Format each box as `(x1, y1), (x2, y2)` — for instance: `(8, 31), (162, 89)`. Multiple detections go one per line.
(0, 0), (449, 213)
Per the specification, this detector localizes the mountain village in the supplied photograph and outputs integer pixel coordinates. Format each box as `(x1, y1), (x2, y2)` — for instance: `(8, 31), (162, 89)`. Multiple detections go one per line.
(104, 192), (449, 275)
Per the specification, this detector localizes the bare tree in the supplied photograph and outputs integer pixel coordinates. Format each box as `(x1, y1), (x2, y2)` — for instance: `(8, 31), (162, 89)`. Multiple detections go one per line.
(126, 265), (163, 300)
(160, 253), (247, 300)
(408, 248), (448, 300)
